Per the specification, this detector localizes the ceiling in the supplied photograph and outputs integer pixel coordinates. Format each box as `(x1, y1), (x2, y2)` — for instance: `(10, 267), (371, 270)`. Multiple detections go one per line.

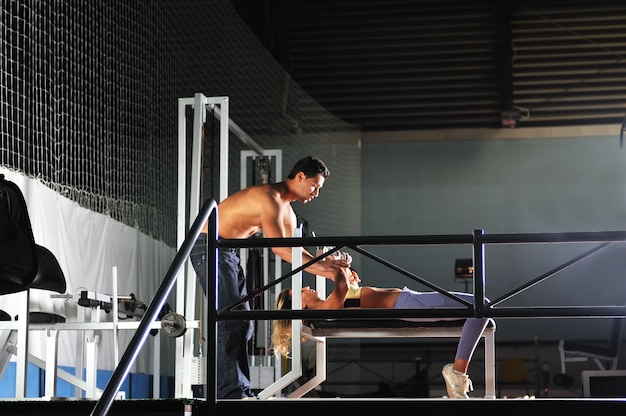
(228, 0), (626, 133)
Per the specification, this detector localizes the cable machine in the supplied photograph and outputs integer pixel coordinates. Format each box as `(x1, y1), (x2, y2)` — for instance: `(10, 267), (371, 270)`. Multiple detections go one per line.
(239, 151), (283, 392)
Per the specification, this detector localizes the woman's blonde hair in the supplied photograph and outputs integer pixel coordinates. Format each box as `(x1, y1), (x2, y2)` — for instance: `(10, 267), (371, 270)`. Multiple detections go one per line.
(271, 288), (298, 358)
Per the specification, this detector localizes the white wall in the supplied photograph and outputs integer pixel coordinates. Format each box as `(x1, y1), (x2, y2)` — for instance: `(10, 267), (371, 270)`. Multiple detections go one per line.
(0, 169), (177, 376)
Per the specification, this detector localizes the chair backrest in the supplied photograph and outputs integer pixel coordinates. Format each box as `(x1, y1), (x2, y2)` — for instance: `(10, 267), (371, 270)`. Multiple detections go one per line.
(30, 245), (67, 294)
(0, 174), (66, 295)
(0, 174), (38, 293)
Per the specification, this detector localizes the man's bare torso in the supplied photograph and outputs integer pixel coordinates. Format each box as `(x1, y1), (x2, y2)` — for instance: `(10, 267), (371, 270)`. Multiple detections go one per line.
(217, 182), (295, 239)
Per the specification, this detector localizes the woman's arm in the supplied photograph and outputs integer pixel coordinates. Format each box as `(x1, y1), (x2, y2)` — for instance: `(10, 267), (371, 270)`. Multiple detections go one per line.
(310, 267), (351, 309)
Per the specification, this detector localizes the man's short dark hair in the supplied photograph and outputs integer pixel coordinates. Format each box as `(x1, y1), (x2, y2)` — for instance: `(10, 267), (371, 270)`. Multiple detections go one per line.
(287, 156), (330, 179)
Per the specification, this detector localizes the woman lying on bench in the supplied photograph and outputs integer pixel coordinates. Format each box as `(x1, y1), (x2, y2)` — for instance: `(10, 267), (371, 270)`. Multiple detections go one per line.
(272, 266), (491, 399)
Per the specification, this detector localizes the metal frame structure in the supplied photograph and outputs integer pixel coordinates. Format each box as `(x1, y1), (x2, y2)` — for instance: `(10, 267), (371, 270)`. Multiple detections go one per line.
(0, 268), (169, 400)
(255, 235), (496, 400)
(239, 150), (283, 388)
(217, 231), (626, 404)
(175, 94), (265, 398)
(89, 95), (626, 413)
(293, 319), (496, 399)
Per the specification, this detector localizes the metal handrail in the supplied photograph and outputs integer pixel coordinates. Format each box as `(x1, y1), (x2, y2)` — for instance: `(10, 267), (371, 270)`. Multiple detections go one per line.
(219, 229), (626, 321)
(90, 199), (218, 416)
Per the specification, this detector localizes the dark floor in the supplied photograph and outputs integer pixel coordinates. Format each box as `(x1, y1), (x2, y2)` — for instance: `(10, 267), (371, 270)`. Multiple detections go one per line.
(314, 338), (626, 399)
(1, 397), (625, 416)
(0, 398), (190, 416)
(213, 397), (626, 416)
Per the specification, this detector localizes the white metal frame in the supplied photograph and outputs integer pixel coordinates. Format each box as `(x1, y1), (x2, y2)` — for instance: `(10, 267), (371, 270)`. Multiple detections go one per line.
(0, 267), (170, 399)
(239, 150), (283, 388)
(176, 93), (266, 398)
(256, 228), (305, 399)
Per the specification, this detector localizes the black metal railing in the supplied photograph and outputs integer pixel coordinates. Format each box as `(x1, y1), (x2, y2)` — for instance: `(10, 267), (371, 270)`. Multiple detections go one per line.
(92, 197), (626, 414)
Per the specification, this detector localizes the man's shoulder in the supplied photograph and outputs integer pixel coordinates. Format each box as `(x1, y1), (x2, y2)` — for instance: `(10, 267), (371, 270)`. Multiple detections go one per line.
(224, 183), (269, 198)
(220, 182), (289, 207)
(248, 183), (278, 199)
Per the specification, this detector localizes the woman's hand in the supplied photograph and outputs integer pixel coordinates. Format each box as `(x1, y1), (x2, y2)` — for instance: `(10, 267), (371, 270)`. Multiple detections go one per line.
(348, 268), (361, 286)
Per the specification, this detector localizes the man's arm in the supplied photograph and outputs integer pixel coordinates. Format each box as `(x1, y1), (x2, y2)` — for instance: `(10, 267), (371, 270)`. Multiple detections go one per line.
(261, 198), (350, 277)
(275, 245), (350, 279)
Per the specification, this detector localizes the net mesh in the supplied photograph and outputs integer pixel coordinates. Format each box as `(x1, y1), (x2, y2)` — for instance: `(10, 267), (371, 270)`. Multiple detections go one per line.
(0, 0), (361, 247)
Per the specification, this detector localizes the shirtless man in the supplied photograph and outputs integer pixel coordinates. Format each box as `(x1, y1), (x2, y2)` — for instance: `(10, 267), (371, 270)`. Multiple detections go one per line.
(190, 156), (350, 399)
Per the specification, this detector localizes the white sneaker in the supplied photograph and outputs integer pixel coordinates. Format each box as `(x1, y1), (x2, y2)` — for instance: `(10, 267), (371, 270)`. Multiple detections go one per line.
(441, 363), (473, 399)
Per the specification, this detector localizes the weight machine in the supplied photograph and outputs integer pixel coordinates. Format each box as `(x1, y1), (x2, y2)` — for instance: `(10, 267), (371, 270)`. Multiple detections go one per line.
(176, 93), (282, 398)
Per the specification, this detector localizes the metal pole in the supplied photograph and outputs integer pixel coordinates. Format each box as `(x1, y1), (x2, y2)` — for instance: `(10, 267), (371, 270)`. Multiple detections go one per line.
(90, 199), (217, 416)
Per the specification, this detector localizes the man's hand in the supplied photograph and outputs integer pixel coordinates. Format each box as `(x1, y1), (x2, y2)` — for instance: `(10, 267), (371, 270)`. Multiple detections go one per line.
(313, 258), (351, 278)
(318, 247), (353, 265)
(330, 250), (353, 264)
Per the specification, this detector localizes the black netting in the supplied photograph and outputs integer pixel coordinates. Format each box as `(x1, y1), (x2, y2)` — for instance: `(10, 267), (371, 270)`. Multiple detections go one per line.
(0, 0), (360, 247)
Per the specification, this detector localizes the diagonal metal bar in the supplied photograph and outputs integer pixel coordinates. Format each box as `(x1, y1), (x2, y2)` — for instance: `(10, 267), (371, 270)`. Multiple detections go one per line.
(90, 199), (217, 416)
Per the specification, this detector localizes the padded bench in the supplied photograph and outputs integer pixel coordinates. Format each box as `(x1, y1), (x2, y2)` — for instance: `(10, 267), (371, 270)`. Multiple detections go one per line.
(258, 318), (496, 399)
